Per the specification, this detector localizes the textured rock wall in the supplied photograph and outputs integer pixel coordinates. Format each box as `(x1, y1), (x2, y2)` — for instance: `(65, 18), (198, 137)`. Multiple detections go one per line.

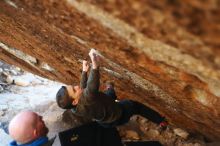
(0, 0), (220, 140)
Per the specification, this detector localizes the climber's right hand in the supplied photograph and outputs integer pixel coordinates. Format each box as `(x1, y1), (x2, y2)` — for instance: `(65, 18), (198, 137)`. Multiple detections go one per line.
(89, 48), (100, 69)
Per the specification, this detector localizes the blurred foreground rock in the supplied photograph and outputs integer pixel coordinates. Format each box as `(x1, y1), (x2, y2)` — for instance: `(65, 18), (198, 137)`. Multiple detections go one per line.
(173, 128), (189, 139)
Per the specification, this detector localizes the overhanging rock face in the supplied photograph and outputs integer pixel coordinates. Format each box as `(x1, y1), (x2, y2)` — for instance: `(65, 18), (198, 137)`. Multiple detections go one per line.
(0, 0), (220, 140)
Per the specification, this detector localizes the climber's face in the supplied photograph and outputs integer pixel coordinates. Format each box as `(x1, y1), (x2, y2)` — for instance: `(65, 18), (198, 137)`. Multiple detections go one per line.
(66, 85), (82, 105)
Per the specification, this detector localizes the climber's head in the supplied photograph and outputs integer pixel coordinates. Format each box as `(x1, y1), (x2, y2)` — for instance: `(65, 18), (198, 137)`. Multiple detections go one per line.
(56, 85), (82, 109)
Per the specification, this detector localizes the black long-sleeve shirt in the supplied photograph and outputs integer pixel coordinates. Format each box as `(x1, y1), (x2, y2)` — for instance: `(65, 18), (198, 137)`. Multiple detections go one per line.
(74, 68), (122, 123)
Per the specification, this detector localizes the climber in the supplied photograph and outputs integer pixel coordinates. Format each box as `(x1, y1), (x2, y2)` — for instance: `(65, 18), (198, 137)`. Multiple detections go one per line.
(8, 111), (55, 146)
(56, 48), (167, 128)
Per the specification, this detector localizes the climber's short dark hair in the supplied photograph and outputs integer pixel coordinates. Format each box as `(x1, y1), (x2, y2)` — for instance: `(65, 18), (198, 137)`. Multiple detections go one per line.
(56, 86), (74, 109)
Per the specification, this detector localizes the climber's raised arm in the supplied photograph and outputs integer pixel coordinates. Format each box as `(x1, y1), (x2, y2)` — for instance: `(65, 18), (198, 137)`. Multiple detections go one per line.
(84, 49), (100, 95)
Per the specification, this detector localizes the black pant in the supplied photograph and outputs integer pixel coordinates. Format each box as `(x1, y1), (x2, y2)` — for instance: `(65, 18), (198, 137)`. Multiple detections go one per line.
(103, 89), (164, 127)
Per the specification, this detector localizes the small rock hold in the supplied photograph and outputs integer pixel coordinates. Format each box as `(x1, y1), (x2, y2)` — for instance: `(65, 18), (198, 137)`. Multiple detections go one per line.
(0, 86), (4, 92)
(124, 130), (140, 140)
(15, 67), (21, 72)
(130, 115), (139, 121)
(194, 143), (203, 146)
(0, 105), (8, 111)
(3, 68), (9, 72)
(173, 128), (189, 139)
(0, 110), (4, 116)
(148, 129), (160, 137)
(139, 118), (148, 124)
(6, 75), (13, 84)
(9, 70), (17, 75)
(14, 78), (29, 87)
(2, 72), (9, 77)
(166, 131), (174, 139)
(140, 125), (149, 132)
(206, 141), (220, 146)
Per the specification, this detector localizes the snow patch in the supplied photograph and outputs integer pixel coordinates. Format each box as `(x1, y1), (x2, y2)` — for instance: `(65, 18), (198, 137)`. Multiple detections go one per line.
(0, 129), (12, 146)
(0, 72), (64, 110)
